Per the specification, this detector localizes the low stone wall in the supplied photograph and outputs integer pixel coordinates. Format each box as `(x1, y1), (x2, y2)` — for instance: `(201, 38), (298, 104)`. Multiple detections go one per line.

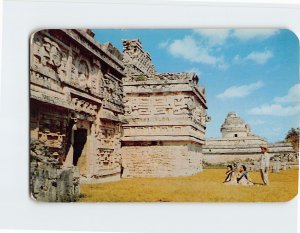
(204, 153), (298, 173)
(203, 153), (261, 164)
(121, 143), (203, 178)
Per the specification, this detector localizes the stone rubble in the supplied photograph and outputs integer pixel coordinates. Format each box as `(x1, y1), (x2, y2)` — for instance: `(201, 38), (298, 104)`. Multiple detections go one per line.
(30, 140), (80, 202)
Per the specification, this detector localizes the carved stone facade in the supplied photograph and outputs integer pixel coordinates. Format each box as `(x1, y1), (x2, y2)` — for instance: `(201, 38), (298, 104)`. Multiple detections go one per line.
(121, 39), (209, 177)
(30, 29), (125, 184)
(203, 112), (296, 164)
(30, 30), (208, 184)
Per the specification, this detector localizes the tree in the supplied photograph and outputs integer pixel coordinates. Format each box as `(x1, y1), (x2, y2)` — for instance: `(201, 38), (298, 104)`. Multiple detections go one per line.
(285, 127), (300, 152)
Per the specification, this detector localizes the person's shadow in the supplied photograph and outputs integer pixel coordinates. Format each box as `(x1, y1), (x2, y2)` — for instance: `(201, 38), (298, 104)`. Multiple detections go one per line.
(252, 182), (266, 186)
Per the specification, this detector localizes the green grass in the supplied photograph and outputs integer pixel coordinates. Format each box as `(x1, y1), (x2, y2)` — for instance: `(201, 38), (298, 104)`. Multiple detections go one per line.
(79, 168), (298, 202)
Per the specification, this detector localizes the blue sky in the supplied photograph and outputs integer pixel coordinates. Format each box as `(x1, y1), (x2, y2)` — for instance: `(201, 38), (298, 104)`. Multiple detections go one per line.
(94, 29), (299, 143)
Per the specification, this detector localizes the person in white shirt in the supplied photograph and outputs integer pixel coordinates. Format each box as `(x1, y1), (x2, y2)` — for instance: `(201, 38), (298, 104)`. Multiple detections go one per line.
(260, 146), (270, 186)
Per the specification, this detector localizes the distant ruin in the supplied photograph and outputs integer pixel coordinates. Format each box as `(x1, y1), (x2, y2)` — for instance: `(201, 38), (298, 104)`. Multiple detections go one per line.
(30, 28), (209, 199)
(203, 112), (296, 164)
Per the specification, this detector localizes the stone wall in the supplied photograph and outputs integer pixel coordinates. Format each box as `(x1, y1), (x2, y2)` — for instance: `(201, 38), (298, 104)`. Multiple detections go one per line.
(122, 142), (202, 177)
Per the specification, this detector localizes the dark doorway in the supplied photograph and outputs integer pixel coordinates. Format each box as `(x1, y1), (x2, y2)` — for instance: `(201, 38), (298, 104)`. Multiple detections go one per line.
(234, 134), (238, 137)
(73, 128), (87, 166)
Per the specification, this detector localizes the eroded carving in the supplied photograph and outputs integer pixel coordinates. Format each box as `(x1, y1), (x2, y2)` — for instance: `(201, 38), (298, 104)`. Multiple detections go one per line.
(71, 97), (98, 116)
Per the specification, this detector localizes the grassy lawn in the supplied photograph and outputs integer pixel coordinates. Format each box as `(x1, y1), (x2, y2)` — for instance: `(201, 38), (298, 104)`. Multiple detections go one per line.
(79, 168), (298, 202)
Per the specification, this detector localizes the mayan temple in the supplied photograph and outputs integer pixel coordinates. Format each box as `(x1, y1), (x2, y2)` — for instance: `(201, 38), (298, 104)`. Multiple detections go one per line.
(121, 39), (209, 177)
(29, 29), (209, 200)
(203, 112), (295, 164)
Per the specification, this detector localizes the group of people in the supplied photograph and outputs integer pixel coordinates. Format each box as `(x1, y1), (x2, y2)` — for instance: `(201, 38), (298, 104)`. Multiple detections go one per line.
(223, 145), (270, 186)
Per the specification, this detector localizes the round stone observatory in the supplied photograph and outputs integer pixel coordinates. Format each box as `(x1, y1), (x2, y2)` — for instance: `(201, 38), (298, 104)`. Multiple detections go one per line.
(221, 112), (251, 138)
(203, 112), (295, 164)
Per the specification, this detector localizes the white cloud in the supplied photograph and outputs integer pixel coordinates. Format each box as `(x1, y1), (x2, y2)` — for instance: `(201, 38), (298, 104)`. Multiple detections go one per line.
(158, 40), (170, 48)
(232, 29), (279, 41)
(160, 29), (279, 69)
(248, 84), (300, 116)
(166, 35), (227, 67)
(193, 29), (231, 45)
(217, 81), (264, 99)
(274, 84), (300, 103)
(244, 50), (273, 64)
(248, 104), (300, 116)
(233, 50), (273, 65)
(193, 29), (279, 45)
(233, 55), (243, 64)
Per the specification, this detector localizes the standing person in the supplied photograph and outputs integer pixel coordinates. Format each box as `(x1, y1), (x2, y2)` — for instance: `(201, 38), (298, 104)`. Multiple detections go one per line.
(260, 146), (270, 185)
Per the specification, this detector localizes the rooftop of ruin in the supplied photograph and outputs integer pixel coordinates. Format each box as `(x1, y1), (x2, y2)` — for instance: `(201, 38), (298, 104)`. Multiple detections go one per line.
(220, 112), (252, 137)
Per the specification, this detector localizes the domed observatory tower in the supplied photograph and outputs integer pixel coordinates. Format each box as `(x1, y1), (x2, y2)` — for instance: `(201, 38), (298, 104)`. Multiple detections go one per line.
(221, 112), (251, 138)
(203, 112), (295, 164)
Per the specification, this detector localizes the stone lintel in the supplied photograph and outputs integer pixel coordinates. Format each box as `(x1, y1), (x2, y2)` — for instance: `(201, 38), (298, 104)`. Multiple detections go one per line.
(123, 85), (207, 108)
(103, 102), (124, 114)
(104, 73), (123, 83)
(62, 81), (103, 100)
(123, 122), (205, 133)
(205, 136), (267, 141)
(31, 84), (72, 110)
(99, 109), (123, 122)
(69, 88), (103, 105)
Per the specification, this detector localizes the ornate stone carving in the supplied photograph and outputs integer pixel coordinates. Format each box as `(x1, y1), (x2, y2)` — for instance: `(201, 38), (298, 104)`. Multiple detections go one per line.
(63, 29), (124, 75)
(123, 39), (155, 76)
(71, 97), (98, 116)
(102, 75), (123, 113)
(90, 65), (101, 93)
(78, 60), (89, 87)
(31, 34), (68, 82)
(70, 56), (92, 91)
(36, 112), (68, 161)
(42, 37), (62, 69)
(96, 148), (115, 166)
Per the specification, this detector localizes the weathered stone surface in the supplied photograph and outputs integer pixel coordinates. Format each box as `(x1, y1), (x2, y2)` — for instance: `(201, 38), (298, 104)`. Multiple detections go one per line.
(30, 140), (80, 202)
(122, 142), (203, 177)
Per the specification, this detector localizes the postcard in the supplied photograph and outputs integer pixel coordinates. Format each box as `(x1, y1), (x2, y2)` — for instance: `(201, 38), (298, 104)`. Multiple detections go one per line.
(30, 29), (299, 202)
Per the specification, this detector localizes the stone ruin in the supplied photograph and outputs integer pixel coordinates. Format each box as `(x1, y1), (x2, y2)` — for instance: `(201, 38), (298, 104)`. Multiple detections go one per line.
(30, 140), (80, 202)
(203, 112), (297, 167)
(30, 30), (209, 200)
(121, 39), (209, 177)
